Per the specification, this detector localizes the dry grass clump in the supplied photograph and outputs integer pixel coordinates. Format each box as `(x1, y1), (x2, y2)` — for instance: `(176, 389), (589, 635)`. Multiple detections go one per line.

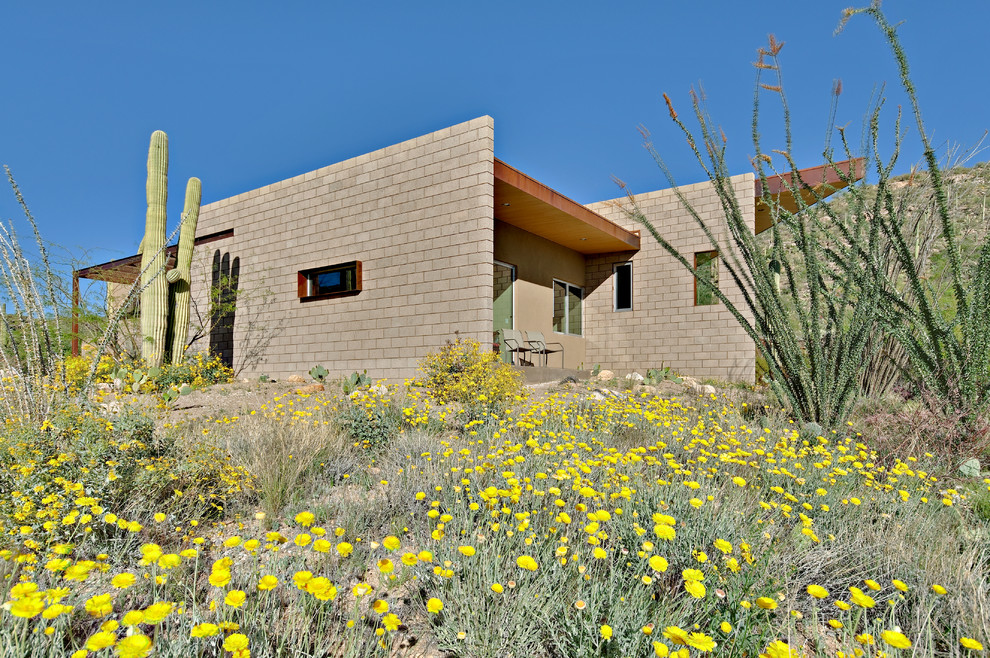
(853, 389), (990, 471)
(191, 395), (347, 519)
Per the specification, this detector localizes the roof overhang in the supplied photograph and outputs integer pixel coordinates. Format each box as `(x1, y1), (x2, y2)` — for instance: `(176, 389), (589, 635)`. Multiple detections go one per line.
(754, 158), (865, 234)
(494, 159), (640, 254)
(75, 229), (233, 284)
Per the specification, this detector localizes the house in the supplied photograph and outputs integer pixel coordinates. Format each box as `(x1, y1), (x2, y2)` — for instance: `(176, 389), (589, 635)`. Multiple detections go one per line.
(73, 116), (858, 382)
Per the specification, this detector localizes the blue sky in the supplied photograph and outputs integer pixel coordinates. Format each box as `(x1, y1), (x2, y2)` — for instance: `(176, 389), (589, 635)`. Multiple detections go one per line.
(0, 1), (987, 275)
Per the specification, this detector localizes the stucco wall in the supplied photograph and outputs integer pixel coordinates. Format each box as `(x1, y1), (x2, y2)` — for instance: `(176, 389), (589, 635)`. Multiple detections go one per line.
(189, 116), (496, 380)
(584, 174), (756, 383)
(493, 220), (586, 369)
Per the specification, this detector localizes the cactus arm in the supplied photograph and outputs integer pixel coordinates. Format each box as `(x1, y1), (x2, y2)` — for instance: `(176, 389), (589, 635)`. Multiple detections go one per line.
(139, 130), (169, 367)
(168, 176), (201, 364)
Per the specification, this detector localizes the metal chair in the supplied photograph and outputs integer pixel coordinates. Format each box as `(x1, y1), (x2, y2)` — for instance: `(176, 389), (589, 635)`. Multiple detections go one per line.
(500, 328), (531, 366)
(525, 330), (563, 368)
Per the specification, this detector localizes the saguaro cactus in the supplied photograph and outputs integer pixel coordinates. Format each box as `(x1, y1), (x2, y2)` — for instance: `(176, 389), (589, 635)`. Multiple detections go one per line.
(138, 130), (202, 367)
(166, 178), (201, 364)
(139, 131), (169, 367)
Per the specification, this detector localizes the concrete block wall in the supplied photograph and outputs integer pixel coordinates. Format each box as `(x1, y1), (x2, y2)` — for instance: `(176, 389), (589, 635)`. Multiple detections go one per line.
(189, 116), (496, 380)
(584, 174), (756, 383)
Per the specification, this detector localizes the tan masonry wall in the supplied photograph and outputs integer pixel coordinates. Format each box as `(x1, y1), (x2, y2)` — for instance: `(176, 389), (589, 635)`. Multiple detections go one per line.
(189, 116), (496, 380)
(583, 174), (756, 383)
(493, 220), (586, 369)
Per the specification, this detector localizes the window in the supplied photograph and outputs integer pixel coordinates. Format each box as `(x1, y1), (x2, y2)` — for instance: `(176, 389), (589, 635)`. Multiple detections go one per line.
(298, 261), (362, 300)
(614, 262), (632, 311)
(552, 279), (583, 335)
(694, 251), (719, 306)
(493, 260), (515, 331)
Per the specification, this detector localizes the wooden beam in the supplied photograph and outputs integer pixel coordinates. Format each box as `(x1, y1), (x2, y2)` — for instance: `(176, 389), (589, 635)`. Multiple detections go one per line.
(75, 228), (234, 283)
(755, 158), (864, 198)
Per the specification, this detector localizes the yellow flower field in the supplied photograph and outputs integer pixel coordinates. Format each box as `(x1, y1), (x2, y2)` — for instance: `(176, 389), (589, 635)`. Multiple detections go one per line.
(1, 355), (988, 657)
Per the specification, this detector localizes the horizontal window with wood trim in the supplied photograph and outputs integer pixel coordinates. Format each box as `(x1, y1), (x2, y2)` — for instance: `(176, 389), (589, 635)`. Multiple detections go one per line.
(298, 261), (362, 301)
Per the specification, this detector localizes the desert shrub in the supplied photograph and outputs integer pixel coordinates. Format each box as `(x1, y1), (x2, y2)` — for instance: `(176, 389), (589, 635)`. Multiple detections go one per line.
(854, 387), (990, 467)
(0, 405), (249, 552)
(61, 354), (115, 393)
(339, 388), (402, 450)
(153, 351), (233, 389)
(420, 337), (523, 406)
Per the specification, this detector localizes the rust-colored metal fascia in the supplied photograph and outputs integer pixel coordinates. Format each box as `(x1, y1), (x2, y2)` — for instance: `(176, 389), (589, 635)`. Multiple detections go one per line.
(755, 158), (864, 197)
(754, 158), (865, 234)
(494, 159), (640, 252)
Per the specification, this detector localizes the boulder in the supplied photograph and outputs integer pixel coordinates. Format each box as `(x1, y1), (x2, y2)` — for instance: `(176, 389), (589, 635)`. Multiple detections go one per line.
(595, 370), (614, 382)
(689, 382), (717, 397)
(296, 384), (325, 395)
(960, 458), (982, 478)
(286, 374), (307, 383)
(626, 372), (645, 382)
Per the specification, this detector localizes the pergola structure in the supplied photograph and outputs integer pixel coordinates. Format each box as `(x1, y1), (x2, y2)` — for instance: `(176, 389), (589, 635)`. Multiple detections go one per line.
(71, 229), (232, 355)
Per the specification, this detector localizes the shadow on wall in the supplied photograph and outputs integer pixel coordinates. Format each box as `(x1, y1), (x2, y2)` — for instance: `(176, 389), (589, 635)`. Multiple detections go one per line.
(210, 250), (239, 369)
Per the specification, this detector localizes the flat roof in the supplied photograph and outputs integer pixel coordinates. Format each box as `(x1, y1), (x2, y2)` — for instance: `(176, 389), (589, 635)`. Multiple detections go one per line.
(494, 159), (640, 254)
(755, 158), (865, 234)
(79, 159), (644, 283)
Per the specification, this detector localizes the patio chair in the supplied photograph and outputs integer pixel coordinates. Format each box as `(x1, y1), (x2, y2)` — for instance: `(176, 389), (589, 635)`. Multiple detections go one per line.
(525, 331), (563, 368)
(500, 328), (531, 366)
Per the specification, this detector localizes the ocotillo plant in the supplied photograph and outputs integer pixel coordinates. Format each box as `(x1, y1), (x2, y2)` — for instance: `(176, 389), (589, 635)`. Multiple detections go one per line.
(166, 177), (201, 364)
(138, 131), (202, 367)
(619, 36), (882, 429)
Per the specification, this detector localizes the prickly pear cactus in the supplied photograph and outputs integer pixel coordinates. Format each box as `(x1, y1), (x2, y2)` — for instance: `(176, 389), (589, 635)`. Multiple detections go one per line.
(166, 177), (201, 364)
(139, 131), (169, 367)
